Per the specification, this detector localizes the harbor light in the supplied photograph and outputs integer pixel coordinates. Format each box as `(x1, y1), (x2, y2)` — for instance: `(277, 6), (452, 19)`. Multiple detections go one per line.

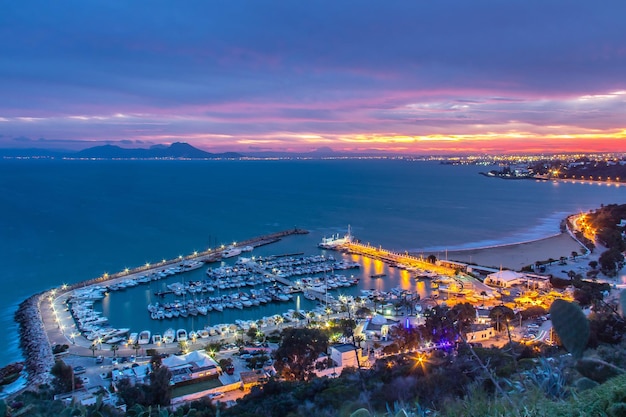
(145, 262), (150, 268)
(193, 251), (198, 256)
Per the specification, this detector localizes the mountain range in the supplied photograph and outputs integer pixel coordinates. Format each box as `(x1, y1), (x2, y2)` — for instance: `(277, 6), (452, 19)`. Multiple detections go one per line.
(0, 142), (242, 159)
(0, 143), (394, 159)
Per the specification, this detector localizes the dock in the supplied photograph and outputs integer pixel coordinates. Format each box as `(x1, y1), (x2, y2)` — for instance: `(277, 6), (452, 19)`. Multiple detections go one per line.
(64, 228), (309, 291)
(342, 241), (456, 276)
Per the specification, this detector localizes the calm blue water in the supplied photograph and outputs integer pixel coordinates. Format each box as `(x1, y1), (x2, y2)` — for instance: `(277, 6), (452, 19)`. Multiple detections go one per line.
(1, 159), (624, 366)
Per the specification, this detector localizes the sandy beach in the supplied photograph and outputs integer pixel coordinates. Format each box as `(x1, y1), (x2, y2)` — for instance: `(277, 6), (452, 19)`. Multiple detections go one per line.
(420, 232), (589, 271)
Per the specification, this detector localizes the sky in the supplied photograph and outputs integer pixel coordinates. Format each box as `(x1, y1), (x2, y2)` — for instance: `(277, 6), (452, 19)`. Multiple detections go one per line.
(1, 1), (626, 155)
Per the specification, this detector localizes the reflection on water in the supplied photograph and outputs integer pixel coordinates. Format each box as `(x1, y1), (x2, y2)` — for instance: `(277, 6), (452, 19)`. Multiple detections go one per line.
(96, 246), (434, 335)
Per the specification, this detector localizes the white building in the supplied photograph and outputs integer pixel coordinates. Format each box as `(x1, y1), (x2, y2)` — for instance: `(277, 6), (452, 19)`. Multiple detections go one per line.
(484, 270), (526, 288)
(465, 324), (495, 342)
(329, 343), (367, 369)
(162, 350), (221, 385)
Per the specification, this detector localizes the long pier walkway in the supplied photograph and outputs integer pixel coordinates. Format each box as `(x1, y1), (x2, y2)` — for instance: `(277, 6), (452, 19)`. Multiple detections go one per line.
(65, 228), (309, 292)
(343, 242), (456, 276)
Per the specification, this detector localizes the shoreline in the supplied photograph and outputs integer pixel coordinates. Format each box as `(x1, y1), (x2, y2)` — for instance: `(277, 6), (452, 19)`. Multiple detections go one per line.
(419, 232), (588, 271)
(9, 221), (592, 389)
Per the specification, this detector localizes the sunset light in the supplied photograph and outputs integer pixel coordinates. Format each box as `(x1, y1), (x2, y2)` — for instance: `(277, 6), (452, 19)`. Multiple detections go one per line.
(1, 1), (625, 155)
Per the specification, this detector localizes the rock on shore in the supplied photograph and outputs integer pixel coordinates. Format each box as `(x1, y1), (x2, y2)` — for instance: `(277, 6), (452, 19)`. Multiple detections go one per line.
(14, 293), (55, 387)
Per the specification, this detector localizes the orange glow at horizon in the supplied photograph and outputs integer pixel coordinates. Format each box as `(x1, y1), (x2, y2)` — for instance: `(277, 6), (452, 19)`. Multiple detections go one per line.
(191, 128), (626, 154)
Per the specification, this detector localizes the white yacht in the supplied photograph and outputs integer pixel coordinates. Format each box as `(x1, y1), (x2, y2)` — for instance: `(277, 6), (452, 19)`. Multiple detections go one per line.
(176, 328), (188, 342)
(221, 247), (242, 258)
(163, 328), (175, 344)
(138, 330), (151, 345)
(318, 225), (352, 249)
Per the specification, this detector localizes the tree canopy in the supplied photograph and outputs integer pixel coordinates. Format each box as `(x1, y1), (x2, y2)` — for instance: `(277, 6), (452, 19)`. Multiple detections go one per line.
(273, 327), (329, 381)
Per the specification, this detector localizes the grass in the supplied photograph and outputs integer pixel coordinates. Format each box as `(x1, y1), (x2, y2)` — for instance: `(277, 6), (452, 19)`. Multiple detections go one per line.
(171, 378), (223, 398)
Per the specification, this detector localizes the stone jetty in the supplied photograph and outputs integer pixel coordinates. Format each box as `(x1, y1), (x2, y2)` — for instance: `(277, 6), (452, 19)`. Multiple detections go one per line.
(15, 292), (55, 387)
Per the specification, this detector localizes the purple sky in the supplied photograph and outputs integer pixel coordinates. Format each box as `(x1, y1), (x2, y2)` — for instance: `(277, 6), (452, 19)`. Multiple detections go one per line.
(1, 1), (626, 154)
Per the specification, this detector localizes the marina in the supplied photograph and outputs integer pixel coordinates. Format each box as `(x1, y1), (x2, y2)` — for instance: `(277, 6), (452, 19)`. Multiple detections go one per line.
(45, 227), (468, 363)
(6, 159), (625, 372)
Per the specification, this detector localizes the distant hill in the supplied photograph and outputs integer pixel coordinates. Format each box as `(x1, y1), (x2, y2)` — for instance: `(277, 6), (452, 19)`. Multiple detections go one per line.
(0, 143), (398, 159)
(75, 142), (242, 159)
(241, 147), (391, 159)
(0, 142), (242, 159)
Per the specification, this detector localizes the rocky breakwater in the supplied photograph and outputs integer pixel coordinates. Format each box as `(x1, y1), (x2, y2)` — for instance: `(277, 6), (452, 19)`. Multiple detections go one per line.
(14, 292), (55, 387)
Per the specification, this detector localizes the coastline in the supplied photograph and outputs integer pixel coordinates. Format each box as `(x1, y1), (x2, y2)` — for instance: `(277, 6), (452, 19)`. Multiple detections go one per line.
(8, 223), (592, 388)
(420, 232), (588, 271)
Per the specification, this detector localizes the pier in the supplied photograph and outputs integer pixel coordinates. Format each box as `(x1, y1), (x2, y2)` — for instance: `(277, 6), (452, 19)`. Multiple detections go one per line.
(64, 228), (309, 291)
(342, 241), (456, 276)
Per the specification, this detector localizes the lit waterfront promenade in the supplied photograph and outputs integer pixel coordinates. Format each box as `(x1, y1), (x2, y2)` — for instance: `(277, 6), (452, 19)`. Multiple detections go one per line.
(343, 241), (456, 276)
(342, 241), (497, 300)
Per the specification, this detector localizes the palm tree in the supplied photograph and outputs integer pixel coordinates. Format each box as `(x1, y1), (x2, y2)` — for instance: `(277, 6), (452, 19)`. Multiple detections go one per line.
(480, 291), (487, 306)
(89, 343), (97, 357)
(132, 341), (141, 357)
(110, 343), (119, 358)
(275, 315), (284, 329)
(571, 251), (578, 260)
(306, 311), (316, 324)
(489, 305), (515, 333)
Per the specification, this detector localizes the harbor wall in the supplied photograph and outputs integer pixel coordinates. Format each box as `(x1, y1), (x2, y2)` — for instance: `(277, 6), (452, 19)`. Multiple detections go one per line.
(14, 292), (55, 387)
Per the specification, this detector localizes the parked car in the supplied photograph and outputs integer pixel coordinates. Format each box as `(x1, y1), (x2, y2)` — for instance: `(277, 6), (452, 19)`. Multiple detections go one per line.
(95, 355), (104, 364)
(73, 366), (86, 375)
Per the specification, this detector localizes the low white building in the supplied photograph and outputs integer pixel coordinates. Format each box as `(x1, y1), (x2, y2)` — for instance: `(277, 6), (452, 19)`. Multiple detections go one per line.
(465, 324), (495, 342)
(484, 270), (526, 288)
(362, 315), (397, 340)
(162, 350), (221, 385)
(329, 343), (367, 368)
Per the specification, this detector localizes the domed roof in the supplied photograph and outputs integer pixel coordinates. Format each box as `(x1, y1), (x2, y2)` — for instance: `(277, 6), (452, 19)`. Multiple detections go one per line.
(371, 314), (387, 325)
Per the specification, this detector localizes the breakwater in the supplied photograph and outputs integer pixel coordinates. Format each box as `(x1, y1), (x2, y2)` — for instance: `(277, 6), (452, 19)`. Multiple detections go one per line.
(13, 228), (308, 385)
(14, 293), (55, 387)
(63, 227), (309, 292)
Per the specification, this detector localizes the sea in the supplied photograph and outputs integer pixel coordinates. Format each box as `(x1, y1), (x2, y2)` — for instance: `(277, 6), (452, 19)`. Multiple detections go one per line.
(1, 158), (625, 367)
